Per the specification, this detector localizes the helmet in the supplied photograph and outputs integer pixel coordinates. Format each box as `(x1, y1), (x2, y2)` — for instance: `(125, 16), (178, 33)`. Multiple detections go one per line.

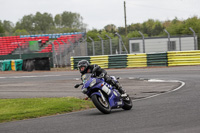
(77, 60), (89, 73)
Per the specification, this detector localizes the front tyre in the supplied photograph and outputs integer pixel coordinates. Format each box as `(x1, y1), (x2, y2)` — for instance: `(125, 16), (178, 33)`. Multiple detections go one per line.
(91, 94), (111, 114)
(122, 95), (132, 110)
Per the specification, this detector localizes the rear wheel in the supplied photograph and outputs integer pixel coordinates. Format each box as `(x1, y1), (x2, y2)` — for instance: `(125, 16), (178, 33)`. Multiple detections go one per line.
(122, 95), (132, 110)
(91, 94), (111, 114)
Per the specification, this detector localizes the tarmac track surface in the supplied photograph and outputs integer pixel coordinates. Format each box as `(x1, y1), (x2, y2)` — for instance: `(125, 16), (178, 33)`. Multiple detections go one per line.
(0, 66), (200, 133)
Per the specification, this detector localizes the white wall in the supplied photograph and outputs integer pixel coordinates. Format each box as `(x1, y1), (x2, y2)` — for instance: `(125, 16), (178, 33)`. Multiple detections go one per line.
(129, 36), (196, 54)
(180, 37), (195, 51)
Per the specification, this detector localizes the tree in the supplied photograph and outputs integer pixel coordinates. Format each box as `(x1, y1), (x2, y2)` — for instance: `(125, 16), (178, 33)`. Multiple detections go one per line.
(104, 24), (117, 34)
(182, 16), (200, 34)
(0, 20), (5, 36)
(3, 20), (14, 33)
(15, 14), (34, 32)
(142, 19), (156, 36)
(164, 17), (184, 35)
(127, 31), (145, 38)
(61, 11), (85, 29)
(14, 29), (29, 36)
(118, 26), (125, 35)
(33, 12), (54, 32)
(54, 14), (62, 28)
(163, 20), (171, 28)
(152, 20), (164, 36)
(14, 12), (54, 34)
(86, 29), (100, 42)
(13, 11), (86, 34)
(128, 23), (142, 33)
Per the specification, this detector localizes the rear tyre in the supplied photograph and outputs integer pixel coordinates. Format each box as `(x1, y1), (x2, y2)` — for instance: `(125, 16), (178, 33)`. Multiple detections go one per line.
(122, 95), (132, 110)
(91, 94), (111, 114)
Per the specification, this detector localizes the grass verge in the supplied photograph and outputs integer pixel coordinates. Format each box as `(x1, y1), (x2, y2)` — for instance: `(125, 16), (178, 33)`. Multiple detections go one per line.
(0, 97), (94, 123)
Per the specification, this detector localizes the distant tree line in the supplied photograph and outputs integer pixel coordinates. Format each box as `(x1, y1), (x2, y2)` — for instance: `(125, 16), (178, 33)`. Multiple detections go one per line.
(89, 16), (200, 41)
(0, 11), (87, 36)
(86, 16), (200, 50)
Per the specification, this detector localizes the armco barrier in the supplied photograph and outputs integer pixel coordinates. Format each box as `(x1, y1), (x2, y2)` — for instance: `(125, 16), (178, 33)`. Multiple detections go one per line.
(147, 53), (168, 66)
(71, 55), (127, 70)
(71, 53), (166, 70)
(71, 56), (90, 70)
(168, 50), (200, 66)
(70, 50), (200, 70)
(90, 55), (108, 69)
(108, 55), (127, 68)
(127, 53), (147, 68)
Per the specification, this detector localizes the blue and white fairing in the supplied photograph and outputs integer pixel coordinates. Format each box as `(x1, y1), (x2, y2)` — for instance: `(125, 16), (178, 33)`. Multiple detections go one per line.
(81, 73), (124, 108)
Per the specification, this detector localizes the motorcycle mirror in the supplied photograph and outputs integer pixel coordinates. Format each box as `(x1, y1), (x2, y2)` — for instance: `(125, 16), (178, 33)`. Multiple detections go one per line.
(74, 84), (80, 88)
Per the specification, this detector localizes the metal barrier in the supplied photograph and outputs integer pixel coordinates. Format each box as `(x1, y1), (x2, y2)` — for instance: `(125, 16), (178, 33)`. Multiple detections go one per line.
(108, 54), (127, 68)
(71, 50), (200, 70)
(147, 53), (168, 66)
(90, 55), (109, 69)
(168, 50), (200, 66)
(127, 54), (147, 68)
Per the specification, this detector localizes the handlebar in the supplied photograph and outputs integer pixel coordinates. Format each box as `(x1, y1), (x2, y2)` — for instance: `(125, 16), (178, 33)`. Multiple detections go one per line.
(74, 83), (83, 88)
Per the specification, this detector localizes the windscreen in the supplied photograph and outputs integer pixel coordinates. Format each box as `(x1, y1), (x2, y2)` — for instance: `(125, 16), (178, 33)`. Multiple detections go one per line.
(81, 73), (92, 83)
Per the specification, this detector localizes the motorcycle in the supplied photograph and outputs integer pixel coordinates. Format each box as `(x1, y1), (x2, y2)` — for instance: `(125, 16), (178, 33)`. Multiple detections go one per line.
(74, 73), (132, 114)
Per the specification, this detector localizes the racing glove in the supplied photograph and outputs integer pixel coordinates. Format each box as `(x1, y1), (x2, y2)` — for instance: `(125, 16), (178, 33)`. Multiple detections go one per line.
(99, 73), (105, 78)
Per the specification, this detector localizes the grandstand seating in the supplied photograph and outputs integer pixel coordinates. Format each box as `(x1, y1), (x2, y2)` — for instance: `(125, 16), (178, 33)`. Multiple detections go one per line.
(0, 36), (49, 55)
(39, 33), (83, 53)
(0, 32), (84, 55)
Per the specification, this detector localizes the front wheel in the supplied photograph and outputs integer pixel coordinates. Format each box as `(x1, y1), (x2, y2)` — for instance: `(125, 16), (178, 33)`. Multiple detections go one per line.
(91, 94), (111, 114)
(122, 95), (132, 110)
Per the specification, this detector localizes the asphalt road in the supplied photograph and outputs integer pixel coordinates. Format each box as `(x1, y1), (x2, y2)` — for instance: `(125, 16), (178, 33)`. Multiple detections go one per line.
(0, 66), (200, 133)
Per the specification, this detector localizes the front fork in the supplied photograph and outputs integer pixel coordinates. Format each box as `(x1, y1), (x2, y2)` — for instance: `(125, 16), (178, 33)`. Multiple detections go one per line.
(99, 90), (106, 102)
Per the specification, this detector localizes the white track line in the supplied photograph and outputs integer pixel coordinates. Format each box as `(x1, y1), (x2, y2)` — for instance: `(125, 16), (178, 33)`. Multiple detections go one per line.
(132, 78), (185, 102)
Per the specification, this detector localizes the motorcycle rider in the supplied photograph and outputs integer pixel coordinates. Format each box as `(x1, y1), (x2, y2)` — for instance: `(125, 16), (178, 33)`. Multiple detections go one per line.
(77, 60), (127, 97)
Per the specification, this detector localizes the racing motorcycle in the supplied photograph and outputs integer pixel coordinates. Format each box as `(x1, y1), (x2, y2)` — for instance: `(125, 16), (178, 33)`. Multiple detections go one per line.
(74, 73), (132, 114)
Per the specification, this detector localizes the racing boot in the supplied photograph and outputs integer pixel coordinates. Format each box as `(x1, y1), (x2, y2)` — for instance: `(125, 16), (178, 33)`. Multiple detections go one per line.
(115, 82), (128, 98)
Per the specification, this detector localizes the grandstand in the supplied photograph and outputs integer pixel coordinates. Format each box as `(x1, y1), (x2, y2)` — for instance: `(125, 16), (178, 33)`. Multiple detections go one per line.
(0, 32), (84, 55)
(40, 33), (83, 53)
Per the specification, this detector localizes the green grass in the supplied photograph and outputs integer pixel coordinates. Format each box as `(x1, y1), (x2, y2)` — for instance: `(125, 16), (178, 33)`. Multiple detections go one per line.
(0, 97), (94, 123)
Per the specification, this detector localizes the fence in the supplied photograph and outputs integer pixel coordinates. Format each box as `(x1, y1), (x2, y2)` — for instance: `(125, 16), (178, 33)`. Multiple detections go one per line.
(87, 38), (122, 56)
(51, 34), (128, 67)
(51, 36), (85, 67)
